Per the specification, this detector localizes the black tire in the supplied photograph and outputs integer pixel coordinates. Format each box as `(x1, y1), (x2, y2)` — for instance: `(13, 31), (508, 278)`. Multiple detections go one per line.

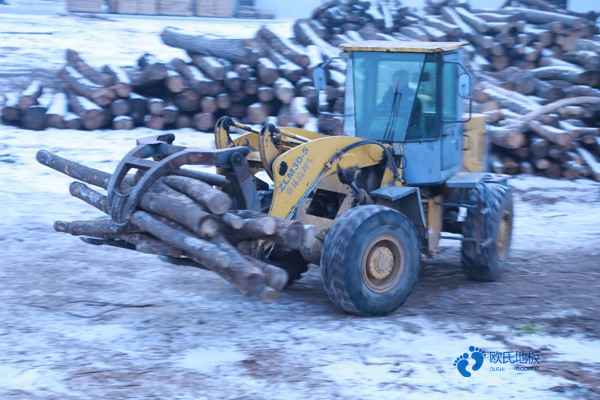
(321, 205), (420, 316)
(461, 182), (514, 281)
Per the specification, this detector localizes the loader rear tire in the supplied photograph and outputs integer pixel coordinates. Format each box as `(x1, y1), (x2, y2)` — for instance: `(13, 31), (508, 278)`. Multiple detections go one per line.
(321, 205), (420, 316)
(461, 183), (514, 281)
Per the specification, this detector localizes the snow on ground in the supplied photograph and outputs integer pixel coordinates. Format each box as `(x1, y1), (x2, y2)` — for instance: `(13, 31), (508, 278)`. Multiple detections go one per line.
(1, 124), (599, 399)
(0, 2), (292, 91)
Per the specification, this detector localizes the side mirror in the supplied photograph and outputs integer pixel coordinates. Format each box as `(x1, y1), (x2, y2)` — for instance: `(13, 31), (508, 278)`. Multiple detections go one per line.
(458, 72), (471, 98)
(313, 65), (327, 91)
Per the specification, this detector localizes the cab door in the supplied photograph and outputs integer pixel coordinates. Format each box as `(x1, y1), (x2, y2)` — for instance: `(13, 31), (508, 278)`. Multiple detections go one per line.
(440, 51), (464, 179)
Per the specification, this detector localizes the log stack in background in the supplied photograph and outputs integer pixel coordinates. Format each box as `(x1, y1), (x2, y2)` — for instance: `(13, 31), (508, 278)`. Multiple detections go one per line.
(2, 0), (599, 180)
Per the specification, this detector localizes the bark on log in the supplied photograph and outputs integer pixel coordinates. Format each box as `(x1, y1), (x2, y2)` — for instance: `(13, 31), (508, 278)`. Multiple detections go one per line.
(64, 112), (82, 130)
(190, 54), (226, 81)
(160, 27), (260, 65)
(36, 150), (111, 188)
(1, 93), (20, 124)
(193, 112), (214, 131)
(113, 115), (134, 130)
(163, 175), (232, 215)
(69, 181), (109, 212)
(59, 67), (115, 107)
(257, 26), (310, 68)
(18, 80), (44, 110)
(46, 92), (68, 129)
(66, 49), (113, 87)
(130, 211), (266, 296)
(21, 105), (47, 131)
(54, 218), (136, 238)
(102, 64), (132, 98)
(66, 93), (105, 130)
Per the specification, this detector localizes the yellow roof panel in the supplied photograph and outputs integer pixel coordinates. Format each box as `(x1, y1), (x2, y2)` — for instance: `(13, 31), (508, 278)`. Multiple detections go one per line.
(340, 41), (466, 53)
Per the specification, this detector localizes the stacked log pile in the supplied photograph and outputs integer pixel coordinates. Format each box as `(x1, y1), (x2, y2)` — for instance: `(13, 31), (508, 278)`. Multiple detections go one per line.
(2, 0), (599, 180)
(36, 149), (319, 298)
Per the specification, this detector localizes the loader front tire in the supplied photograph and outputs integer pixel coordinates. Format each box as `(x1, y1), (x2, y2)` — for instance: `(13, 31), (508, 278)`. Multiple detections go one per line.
(321, 205), (420, 316)
(461, 182), (514, 281)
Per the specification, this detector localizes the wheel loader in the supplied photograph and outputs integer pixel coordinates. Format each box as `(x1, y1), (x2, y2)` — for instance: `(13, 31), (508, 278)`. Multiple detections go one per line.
(38, 41), (513, 316)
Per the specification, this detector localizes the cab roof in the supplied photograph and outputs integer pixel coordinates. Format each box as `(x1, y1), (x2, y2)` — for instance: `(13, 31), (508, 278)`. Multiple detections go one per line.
(340, 41), (466, 53)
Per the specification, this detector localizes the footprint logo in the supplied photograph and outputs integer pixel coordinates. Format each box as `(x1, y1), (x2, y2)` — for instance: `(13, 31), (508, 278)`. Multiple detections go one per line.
(453, 346), (486, 377)
(453, 353), (471, 377)
(469, 346), (484, 371)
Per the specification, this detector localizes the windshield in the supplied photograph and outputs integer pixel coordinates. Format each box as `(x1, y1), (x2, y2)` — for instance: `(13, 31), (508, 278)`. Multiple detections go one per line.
(352, 52), (425, 142)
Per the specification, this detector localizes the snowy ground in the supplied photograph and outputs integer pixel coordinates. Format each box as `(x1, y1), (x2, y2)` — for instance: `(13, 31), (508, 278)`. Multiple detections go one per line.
(1, 125), (600, 399)
(0, 0), (292, 93)
(1, 5), (600, 399)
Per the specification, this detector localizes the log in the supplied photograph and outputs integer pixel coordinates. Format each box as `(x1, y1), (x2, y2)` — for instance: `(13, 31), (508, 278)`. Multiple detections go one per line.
(66, 49), (113, 87)
(257, 26), (309, 67)
(46, 92), (68, 129)
(487, 125), (526, 149)
(516, 97), (600, 129)
(148, 97), (165, 115)
(1, 93), (20, 124)
(247, 102), (268, 124)
(59, 67), (115, 107)
(130, 211), (266, 296)
(54, 218), (135, 238)
(169, 58), (218, 95)
(193, 112), (214, 131)
(216, 93), (231, 110)
(244, 77), (259, 96)
(163, 175), (232, 215)
(165, 68), (186, 94)
(21, 105), (47, 131)
(145, 115), (165, 130)
(102, 64), (132, 98)
(293, 19), (341, 59)
(163, 104), (179, 125)
(274, 78), (295, 104)
(18, 80), (43, 110)
(234, 64), (252, 80)
(528, 120), (572, 147)
(256, 57), (279, 85)
(36, 150), (111, 189)
(224, 71), (242, 92)
(176, 114), (193, 129)
(121, 233), (185, 258)
(577, 147), (600, 181)
(190, 54), (226, 81)
(268, 49), (304, 83)
(160, 27), (260, 65)
(503, 7), (588, 29)
(66, 93), (105, 130)
(111, 98), (130, 116)
(174, 89), (200, 113)
(69, 182), (108, 212)
(290, 97), (310, 126)
(64, 113), (82, 130)
(113, 115), (134, 130)
(139, 185), (219, 238)
(129, 93), (147, 126)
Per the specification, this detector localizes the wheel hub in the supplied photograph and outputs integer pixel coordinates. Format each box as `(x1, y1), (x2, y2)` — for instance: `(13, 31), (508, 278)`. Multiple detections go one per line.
(362, 235), (404, 293)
